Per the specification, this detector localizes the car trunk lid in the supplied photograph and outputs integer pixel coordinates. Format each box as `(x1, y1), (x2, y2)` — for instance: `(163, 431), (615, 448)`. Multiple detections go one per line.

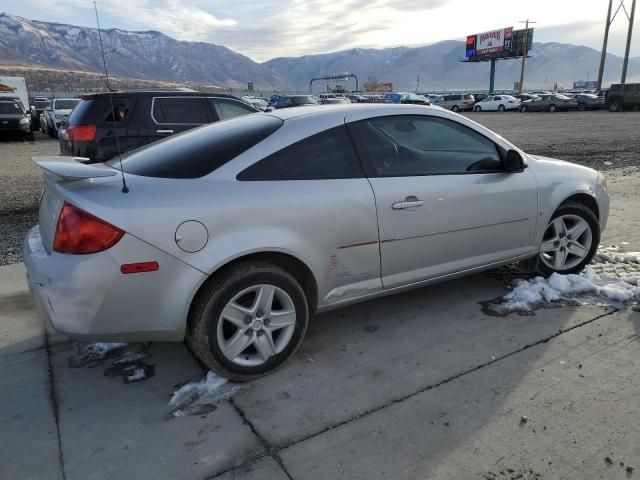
(33, 156), (119, 253)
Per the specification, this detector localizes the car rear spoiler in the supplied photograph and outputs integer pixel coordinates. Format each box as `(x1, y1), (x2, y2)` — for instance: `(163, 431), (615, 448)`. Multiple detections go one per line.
(33, 156), (118, 181)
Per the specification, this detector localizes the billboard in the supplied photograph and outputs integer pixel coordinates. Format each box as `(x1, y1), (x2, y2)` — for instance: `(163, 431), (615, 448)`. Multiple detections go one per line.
(465, 27), (533, 61)
(467, 27), (512, 57)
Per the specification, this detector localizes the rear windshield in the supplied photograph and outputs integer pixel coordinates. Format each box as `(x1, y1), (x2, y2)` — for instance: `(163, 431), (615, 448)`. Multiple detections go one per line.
(54, 99), (80, 110)
(291, 96), (318, 105)
(0, 102), (22, 114)
(67, 100), (95, 125)
(107, 114), (283, 178)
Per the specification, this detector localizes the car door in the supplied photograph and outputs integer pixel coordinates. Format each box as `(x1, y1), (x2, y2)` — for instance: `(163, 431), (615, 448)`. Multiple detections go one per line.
(483, 96), (496, 110)
(150, 96), (212, 143)
(348, 110), (538, 289)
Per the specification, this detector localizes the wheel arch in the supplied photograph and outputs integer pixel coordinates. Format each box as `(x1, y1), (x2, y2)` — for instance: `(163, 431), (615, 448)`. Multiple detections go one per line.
(187, 250), (319, 325)
(558, 192), (600, 221)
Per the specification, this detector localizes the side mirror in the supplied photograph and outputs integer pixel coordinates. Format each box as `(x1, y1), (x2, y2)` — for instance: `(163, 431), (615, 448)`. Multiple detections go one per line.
(505, 150), (526, 173)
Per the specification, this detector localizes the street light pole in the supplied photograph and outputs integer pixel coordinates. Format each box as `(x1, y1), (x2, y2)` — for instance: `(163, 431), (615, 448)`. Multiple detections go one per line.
(518, 19), (536, 94)
(597, 0), (614, 89)
(621, 0), (636, 83)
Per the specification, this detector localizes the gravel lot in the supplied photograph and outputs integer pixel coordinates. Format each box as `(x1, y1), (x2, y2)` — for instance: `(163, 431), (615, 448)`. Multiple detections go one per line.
(0, 111), (638, 265)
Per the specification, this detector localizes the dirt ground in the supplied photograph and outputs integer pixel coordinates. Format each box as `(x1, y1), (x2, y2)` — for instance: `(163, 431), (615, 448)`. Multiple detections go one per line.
(0, 110), (638, 264)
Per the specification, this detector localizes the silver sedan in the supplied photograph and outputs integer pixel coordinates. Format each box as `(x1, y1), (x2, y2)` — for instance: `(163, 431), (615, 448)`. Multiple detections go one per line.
(24, 104), (609, 380)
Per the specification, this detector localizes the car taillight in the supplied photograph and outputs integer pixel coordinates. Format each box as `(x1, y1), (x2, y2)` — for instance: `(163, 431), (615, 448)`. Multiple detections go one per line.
(67, 124), (96, 142)
(53, 202), (124, 254)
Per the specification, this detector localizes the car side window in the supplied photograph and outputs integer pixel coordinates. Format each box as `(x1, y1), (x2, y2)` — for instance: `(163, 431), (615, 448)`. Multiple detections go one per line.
(353, 115), (503, 177)
(494, 96), (502, 101)
(210, 98), (255, 120)
(238, 126), (363, 181)
(105, 101), (131, 123)
(152, 97), (210, 124)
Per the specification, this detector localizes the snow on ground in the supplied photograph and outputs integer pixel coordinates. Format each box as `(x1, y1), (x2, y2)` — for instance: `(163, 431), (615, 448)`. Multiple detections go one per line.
(67, 342), (127, 367)
(169, 371), (241, 417)
(488, 246), (640, 315)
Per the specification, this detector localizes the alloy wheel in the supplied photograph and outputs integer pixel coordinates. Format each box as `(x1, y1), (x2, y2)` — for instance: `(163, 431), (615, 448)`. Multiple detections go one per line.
(539, 214), (593, 271)
(216, 284), (297, 367)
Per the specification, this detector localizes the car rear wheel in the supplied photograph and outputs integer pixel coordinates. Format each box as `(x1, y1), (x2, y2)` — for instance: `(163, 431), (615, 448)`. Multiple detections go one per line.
(548, 104), (557, 113)
(474, 105), (481, 112)
(536, 202), (599, 277)
(498, 104), (505, 112)
(187, 261), (309, 381)
(578, 103), (587, 111)
(609, 102), (621, 112)
(452, 105), (460, 112)
(519, 105), (527, 112)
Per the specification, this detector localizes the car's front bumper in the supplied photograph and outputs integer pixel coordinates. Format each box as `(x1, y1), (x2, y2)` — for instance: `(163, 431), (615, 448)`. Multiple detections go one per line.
(24, 226), (206, 342)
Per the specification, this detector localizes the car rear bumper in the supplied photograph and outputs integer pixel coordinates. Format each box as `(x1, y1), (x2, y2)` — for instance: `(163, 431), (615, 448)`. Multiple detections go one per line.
(24, 226), (207, 342)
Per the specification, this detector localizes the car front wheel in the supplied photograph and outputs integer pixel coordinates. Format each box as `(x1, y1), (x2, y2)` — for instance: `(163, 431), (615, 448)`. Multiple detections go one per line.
(548, 104), (557, 113)
(187, 261), (309, 381)
(452, 105), (460, 112)
(474, 105), (481, 112)
(498, 104), (505, 112)
(536, 202), (599, 276)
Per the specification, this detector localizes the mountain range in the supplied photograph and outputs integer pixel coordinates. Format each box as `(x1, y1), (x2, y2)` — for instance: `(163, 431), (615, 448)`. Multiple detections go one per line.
(1, 12), (639, 92)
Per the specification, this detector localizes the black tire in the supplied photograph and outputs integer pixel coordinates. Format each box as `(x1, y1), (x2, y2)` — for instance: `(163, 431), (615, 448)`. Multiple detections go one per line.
(548, 104), (557, 113)
(47, 124), (55, 137)
(452, 105), (460, 112)
(26, 132), (35, 142)
(474, 105), (481, 112)
(536, 202), (600, 277)
(609, 102), (621, 112)
(578, 103), (587, 112)
(186, 261), (309, 381)
(498, 104), (505, 112)
(520, 105), (527, 113)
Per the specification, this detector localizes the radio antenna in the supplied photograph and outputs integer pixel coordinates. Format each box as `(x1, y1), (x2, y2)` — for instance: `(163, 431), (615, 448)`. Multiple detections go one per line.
(93, 0), (128, 193)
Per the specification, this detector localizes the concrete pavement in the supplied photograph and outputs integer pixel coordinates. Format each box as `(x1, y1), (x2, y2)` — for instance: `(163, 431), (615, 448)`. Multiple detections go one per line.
(1, 261), (638, 480)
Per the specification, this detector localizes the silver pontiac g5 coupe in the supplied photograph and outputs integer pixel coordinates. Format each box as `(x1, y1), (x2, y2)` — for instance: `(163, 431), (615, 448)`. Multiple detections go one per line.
(24, 104), (609, 380)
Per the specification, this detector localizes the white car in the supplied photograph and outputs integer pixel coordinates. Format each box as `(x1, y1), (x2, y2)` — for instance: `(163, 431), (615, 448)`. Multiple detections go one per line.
(474, 95), (520, 112)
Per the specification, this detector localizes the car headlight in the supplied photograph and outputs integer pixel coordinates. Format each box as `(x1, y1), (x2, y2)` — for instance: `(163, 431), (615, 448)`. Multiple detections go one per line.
(597, 171), (607, 189)
(20, 117), (29, 125)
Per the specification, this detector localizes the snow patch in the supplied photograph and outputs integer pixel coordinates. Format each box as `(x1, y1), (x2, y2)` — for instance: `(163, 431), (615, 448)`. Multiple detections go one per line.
(68, 342), (127, 367)
(169, 372), (241, 417)
(487, 247), (640, 315)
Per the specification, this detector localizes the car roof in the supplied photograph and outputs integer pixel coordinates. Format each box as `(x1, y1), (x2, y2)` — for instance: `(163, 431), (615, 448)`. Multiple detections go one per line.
(265, 103), (443, 122)
(80, 90), (238, 100)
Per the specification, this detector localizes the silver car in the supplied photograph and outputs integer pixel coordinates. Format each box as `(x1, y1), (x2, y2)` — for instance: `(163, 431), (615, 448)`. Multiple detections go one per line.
(24, 104), (609, 380)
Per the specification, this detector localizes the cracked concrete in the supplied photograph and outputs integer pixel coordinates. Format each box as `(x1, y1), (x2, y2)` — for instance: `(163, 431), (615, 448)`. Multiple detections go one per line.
(2, 261), (639, 480)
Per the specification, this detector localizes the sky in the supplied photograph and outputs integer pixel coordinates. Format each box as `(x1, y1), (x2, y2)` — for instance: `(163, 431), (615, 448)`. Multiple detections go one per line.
(2, 0), (638, 61)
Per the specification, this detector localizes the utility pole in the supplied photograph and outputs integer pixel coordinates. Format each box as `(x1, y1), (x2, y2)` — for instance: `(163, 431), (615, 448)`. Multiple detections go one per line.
(621, 0), (636, 83)
(597, 0), (614, 89)
(416, 75), (420, 93)
(518, 19), (536, 94)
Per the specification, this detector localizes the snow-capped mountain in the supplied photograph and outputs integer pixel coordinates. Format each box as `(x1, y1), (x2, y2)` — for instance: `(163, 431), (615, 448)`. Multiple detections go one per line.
(1, 12), (638, 92)
(0, 13), (286, 89)
(264, 41), (640, 91)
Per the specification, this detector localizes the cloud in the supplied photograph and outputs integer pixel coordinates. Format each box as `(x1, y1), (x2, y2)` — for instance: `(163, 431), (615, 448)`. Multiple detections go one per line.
(2, 0), (637, 62)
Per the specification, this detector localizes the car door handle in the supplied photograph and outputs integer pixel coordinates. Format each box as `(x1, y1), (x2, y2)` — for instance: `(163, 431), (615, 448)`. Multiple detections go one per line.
(157, 129), (174, 134)
(392, 199), (424, 210)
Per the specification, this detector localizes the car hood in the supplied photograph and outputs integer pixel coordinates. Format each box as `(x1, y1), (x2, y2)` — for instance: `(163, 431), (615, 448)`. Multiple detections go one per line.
(529, 154), (598, 178)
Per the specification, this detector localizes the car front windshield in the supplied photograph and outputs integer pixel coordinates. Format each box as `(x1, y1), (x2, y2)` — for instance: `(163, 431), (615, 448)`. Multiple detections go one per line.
(0, 102), (22, 114)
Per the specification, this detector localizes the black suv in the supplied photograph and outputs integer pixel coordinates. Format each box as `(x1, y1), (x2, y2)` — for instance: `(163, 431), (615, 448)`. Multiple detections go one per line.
(60, 90), (258, 163)
(606, 83), (640, 112)
(0, 98), (33, 140)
